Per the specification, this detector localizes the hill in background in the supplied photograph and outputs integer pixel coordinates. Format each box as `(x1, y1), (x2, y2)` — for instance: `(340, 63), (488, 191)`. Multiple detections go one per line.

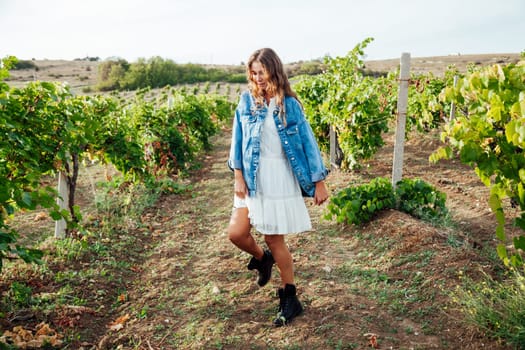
(5, 53), (521, 95)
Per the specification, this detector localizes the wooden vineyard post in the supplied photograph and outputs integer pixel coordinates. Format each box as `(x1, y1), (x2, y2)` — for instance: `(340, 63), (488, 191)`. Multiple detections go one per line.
(54, 171), (68, 238)
(330, 125), (343, 169)
(391, 52), (411, 190)
(448, 75), (458, 122)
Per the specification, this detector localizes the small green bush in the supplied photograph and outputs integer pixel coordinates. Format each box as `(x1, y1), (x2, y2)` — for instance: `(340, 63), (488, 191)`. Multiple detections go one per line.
(326, 177), (448, 226)
(326, 177), (395, 225)
(395, 178), (448, 220)
(13, 60), (37, 70)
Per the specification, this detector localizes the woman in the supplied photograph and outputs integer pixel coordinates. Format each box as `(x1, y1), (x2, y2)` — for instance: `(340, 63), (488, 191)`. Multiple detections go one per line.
(227, 48), (329, 326)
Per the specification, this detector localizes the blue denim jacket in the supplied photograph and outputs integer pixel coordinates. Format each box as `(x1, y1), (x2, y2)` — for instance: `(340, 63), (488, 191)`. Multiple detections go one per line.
(228, 90), (328, 197)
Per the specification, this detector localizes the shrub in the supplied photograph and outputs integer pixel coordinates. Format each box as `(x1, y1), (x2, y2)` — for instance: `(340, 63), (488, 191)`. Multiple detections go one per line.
(13, 60), (37, 70)
(395, 178), (448, 220)
(326, 177), (395, 225)
(326, 177), (448, 226)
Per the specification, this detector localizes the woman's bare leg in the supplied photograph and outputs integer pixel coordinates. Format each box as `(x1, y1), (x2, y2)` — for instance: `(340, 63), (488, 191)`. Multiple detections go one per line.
(227, 208), (263, 259)
(264, 234), (293, 286)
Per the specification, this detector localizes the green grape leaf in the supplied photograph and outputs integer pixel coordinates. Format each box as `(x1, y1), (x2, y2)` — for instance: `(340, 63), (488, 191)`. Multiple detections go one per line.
(513, 235), (525, 251)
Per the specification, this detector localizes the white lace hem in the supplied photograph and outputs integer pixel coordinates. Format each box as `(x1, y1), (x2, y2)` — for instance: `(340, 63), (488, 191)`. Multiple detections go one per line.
(246, 194), (311, 234)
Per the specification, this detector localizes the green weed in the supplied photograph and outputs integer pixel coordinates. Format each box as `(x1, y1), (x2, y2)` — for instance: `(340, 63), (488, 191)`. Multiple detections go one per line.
(452, 268), (525, 348)
(4, 282), (33, 309)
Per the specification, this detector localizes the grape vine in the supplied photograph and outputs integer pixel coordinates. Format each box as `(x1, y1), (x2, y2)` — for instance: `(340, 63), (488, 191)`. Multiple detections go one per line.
(0, 56), (235, 271)
(297, 41), (525, 268)
(431, 57), (525, 266)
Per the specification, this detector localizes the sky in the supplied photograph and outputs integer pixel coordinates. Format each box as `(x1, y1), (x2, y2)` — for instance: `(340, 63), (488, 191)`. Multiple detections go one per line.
(1, 0), (524, 65)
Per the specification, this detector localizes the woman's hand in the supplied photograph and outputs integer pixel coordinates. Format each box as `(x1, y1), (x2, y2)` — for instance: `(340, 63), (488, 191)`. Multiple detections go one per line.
(234, 169), (247, 199)
(313, 180), (329, 206)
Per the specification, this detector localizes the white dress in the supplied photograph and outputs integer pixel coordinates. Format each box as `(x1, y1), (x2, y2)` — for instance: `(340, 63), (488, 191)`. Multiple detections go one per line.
(245, 98), (312, 235)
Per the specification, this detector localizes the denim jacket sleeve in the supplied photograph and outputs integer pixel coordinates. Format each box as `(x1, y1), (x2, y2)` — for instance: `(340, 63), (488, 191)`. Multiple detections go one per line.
(227, 93), (246, 171)
(289, 98), (328, 183)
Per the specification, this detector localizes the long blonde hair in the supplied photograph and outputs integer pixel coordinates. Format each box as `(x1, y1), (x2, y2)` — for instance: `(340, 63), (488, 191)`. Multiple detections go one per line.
(246, 48), (300, 122)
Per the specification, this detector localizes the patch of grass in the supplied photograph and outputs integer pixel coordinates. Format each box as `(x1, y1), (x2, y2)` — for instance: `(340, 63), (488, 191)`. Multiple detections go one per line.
(334, 248), (439, 323)
(4, 282), (33, 309)
(334, 264), (389, 285)
(52, 237), (89, 261)
(452, 269), (525, 348)
(445, 231), (464, 248)
(410, 304), (439, 318)
(394, 250), (435, 268)
(1, 169), (169, 348)
(54, 270), (79, 283)
(421, 319), (440, 335)
(103, 257), (131, 270)
(314, 322), (335, 334)
(94, 179), (161, 233)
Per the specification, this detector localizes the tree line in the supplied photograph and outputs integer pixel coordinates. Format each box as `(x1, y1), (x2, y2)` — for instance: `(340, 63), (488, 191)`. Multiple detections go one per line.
(94, 56), (246, 91)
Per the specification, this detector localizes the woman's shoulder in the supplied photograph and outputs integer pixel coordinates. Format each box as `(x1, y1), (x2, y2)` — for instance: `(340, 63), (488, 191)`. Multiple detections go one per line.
(237, 90), (255, 105)
(285, 94), (302, 105)
(284, 95), (303, 115)
(239, 89), (253, 100)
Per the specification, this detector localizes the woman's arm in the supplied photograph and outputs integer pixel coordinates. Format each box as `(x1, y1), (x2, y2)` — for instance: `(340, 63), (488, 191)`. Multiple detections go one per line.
(234, 169), (247, 199)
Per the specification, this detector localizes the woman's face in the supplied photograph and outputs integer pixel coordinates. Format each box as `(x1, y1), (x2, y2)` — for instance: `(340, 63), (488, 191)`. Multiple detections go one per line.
(250, 61), (268, 91)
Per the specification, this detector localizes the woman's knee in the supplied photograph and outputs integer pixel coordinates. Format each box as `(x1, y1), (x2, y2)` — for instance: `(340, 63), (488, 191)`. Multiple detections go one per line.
(227, 226), (244, 244)
(228, 208), (250, 243)
(264, 234), (284, 249)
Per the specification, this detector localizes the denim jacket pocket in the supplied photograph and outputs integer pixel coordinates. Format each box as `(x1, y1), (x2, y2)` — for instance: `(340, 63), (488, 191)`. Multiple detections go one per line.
(285, 126), (299, 135)
(240, 112), (257, 124)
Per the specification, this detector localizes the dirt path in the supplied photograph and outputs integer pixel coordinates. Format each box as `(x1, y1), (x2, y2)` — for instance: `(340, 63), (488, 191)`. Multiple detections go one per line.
(91, 127), (514, 350)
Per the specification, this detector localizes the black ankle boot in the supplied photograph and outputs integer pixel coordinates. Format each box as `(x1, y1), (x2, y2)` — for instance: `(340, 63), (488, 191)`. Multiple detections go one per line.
(273, 284), (303, 326)
(276, 287), (284, 312)
(247, 249), (274, 287)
